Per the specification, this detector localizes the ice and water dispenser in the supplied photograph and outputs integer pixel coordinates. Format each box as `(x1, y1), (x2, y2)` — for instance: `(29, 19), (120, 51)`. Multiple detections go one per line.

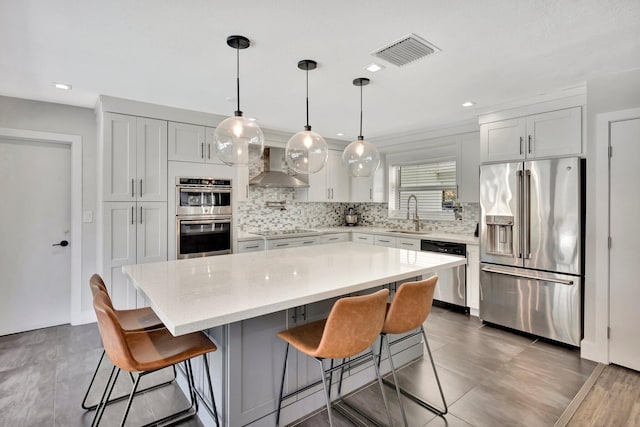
(485, 215), (514, 256)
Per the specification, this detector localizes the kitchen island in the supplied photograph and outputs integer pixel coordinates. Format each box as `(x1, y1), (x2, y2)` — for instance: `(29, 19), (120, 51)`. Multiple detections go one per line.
(123, 242), (466, 426)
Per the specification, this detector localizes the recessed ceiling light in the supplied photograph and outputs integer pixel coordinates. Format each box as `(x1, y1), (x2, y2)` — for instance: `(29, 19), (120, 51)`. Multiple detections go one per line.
(364, 63), (385, 73)
(54, 82), (72, 90)
(336, 132), (345, 136)
(461, 101), (476, 107)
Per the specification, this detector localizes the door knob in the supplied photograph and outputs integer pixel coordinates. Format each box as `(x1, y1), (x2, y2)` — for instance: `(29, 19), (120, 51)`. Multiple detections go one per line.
(52, 240), (69, 247)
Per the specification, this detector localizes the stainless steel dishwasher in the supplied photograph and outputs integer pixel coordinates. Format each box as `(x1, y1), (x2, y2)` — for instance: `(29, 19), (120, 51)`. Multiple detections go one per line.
(420, 239), (468, 313)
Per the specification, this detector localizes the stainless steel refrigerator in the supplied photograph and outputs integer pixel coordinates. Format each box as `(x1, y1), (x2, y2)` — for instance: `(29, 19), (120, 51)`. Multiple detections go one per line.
(479, 157), (584, 346)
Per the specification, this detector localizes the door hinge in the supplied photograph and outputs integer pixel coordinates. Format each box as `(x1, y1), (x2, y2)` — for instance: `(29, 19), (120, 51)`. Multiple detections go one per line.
(609, 146), (613, 158)
(608, 236), (612, 249)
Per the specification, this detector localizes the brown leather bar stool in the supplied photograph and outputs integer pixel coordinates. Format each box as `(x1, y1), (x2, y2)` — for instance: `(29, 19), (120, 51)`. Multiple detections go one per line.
(91, 291), (221, 427)
(275, 289), (393, 427)
(82, 274), (169, 411)
(380, 276), (447, 426)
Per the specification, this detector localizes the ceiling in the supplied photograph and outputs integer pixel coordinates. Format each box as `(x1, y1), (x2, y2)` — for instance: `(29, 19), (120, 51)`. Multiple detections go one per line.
(1, 0), (639, 143)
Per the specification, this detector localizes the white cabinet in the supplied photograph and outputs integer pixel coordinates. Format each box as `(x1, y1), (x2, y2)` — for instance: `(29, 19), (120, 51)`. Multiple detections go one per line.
(266, 236), (319, 251)
(320, 233), (350, 244)
(168, 122), (220, 164)
(308, 150), (350, 202)
(457, 133), (480, 203)
(374, 235), (396, 247)
(352, 233), (374, 244)
(480, 107), (582, 163)
(466, 244), (480, 314)
(396, 237), (420, 251)
(350, 155), (386, 203)
(237, 239), (265, 253)
(103, 202), (167, 309)
(103, 113), (167, 202)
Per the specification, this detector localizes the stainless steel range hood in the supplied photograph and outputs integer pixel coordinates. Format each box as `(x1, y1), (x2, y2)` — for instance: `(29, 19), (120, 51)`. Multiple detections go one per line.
(249, 147), (309, 188)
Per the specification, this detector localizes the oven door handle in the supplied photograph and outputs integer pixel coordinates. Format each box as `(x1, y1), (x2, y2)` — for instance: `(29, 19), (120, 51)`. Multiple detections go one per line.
(179, 188), (231, 194)
(179, 220), (231, 226)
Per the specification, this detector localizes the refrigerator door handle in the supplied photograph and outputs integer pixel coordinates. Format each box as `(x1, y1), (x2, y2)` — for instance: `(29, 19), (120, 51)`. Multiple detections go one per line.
(516, 170), (523, 259)
(524, 169), (531, 259)
(481, 266), (574, 286)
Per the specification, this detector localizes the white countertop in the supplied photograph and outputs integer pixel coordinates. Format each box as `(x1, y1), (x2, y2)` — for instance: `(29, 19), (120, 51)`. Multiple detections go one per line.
(123, 242), (466, 336)
(238, 227), (478, 245)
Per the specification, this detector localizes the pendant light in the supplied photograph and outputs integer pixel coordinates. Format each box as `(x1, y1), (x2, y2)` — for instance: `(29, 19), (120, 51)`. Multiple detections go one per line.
(285, 59), (328, 174)
(342, 77), (380, 177)
(213, 35), (264, 165)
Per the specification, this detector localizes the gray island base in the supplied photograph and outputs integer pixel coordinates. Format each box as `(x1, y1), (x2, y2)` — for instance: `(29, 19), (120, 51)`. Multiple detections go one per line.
(123, 242), (466, 426)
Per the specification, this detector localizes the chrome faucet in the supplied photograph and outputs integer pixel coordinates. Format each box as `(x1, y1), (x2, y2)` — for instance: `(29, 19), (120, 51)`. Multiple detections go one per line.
(407, 194), (420, 231)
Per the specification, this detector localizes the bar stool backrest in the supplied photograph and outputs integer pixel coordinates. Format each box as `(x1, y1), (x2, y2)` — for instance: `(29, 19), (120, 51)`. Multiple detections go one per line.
(314, 288), (389, 359)
(93, 291), (137, 372)
(89, 274), (108, 297)
(383, 275), (438, 335)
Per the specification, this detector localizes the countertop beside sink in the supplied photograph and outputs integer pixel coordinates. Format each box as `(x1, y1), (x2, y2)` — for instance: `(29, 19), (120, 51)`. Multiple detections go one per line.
(239, 226), (478, 245)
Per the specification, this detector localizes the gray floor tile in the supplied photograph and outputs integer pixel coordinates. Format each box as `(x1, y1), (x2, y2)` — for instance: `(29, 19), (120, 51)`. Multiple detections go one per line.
(0, 339), (58, 372)
(0, 360), (56, 399)
(56, 323), (103, 357)
(0, 326), (58, 350)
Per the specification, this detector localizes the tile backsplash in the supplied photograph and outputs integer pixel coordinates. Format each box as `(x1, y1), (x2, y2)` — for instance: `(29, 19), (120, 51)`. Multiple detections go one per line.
(237, 186), (479, 235)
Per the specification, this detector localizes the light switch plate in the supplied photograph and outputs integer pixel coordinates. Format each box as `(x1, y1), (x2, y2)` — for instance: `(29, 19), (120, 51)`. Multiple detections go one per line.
(83, 210), (93, 223)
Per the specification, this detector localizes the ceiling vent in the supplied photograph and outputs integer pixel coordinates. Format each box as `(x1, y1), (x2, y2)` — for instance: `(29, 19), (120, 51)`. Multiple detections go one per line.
(371, 33), (441, 67)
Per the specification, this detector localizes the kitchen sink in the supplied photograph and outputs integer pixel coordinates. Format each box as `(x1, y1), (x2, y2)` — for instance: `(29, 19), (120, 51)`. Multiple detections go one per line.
(387, 230), (428, 235)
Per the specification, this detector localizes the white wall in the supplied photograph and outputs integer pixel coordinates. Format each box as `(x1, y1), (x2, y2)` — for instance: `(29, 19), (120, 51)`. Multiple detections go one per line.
(0, 95), (97, 315)
(582, 68), (640, 361)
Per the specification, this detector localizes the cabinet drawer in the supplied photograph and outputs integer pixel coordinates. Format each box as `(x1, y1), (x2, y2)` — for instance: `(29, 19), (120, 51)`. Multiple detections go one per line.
(267, 237), (319, 250)
(320, 233), (350, 244)
(396, 237), (420, 251)
(352, 233), (374, 244)
(374, 235), (396, 247)
(238, 240), (265, 253)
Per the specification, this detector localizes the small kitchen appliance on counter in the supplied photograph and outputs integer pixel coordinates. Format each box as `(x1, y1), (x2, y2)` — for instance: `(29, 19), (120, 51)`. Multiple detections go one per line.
(345, 207), (359, 226)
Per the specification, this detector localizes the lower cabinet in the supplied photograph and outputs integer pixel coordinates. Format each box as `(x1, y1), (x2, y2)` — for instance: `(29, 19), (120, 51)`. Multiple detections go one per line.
(319, 233), (350, 244)
(395, 237), (420, 251)
(374, 235), (396, 247)
(352, 233), (374, 244)
(267, 236), (319, 250)
(103, 202), (167, 309)
(237, 239), (265, 253)
(466, 244), (480, 313)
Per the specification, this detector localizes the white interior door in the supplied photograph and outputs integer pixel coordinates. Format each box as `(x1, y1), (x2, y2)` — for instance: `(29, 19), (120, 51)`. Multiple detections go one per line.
(609, 117), (640, 371)
(0, 137), (71, 335)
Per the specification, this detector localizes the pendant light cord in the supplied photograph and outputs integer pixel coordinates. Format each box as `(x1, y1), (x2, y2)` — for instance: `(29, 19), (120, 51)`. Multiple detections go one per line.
(235, 47), (241, 116)
(359, 83), (364, 139)
(305, 67), (310, 129)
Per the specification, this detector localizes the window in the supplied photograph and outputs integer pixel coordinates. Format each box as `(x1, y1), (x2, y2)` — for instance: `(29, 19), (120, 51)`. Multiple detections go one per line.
(389, 159), (457, 219)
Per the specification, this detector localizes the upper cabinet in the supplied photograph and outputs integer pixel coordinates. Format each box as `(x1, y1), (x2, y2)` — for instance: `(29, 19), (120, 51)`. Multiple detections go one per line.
(307, 150), (350, 202)
(480, 107), (582, 163)
(168, 122), (220, 164)
(457, 133), (480, 203)
(103, 113), (167, 202)
(350, 155), (386, 203)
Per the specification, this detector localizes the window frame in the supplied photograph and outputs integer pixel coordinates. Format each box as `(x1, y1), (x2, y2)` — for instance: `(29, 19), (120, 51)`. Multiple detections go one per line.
(388, 157), (458, 221)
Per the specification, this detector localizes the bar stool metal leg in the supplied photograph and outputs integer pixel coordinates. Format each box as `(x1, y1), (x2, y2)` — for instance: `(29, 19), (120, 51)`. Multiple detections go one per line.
(276, 343), (289, 427)
(421, 327), (447, 415)
(317, 358), (334, 427)
(370, 345), (394, 427)
(203, 354), (221, 427)
(382, 334), (408, 427)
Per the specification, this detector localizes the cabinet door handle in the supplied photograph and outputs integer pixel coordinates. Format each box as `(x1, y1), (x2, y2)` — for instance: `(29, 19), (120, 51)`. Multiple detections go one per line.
(131, 179), (135, 198)
(139, 206), (143, 224)
(379, 239), (390, 243)
(201, 142), (205, 159)
(276, 243), (288, 247)
(401, 242), (413, 246)
(139, 179), (143, 197)
(327, 188), (331, 199)
(131, 206), (134, 225)
(370, 188), (372, 200)
(519, 136), (524, 155)
(207, 143), (211, 160)
(245, 245), (259, 249)
(302, 241), (314, 244)
(528, 135), (533, 154)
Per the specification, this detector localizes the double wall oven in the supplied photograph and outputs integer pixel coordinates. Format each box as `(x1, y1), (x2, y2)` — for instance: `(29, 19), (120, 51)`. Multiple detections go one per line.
(176, 177), (232, 259)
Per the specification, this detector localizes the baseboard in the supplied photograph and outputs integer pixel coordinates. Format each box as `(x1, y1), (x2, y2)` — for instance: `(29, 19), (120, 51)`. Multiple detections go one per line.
(580, 339), (609, 364)
(71, 309), (96, 326)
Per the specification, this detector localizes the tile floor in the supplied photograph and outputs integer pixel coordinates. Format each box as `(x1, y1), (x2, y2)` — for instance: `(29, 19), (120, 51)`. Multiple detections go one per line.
(0, 306), (597, 427)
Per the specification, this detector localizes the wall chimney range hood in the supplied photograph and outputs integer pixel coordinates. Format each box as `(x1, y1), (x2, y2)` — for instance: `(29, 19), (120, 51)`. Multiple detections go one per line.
(249, 147), (309, 188)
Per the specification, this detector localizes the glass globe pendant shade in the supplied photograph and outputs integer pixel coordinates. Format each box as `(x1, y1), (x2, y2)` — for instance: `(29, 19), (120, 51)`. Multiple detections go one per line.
(342, 137), (380, 178)
(213, 115), (264, 166)
(285, 128), (328, 174)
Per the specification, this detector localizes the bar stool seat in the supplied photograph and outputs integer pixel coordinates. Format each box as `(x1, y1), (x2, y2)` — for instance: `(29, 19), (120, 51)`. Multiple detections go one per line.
(91, 291), (220, 427)
(276, 289), (393, 427)
(380, 276), (447, 426)
(82, 274), (169, 411)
